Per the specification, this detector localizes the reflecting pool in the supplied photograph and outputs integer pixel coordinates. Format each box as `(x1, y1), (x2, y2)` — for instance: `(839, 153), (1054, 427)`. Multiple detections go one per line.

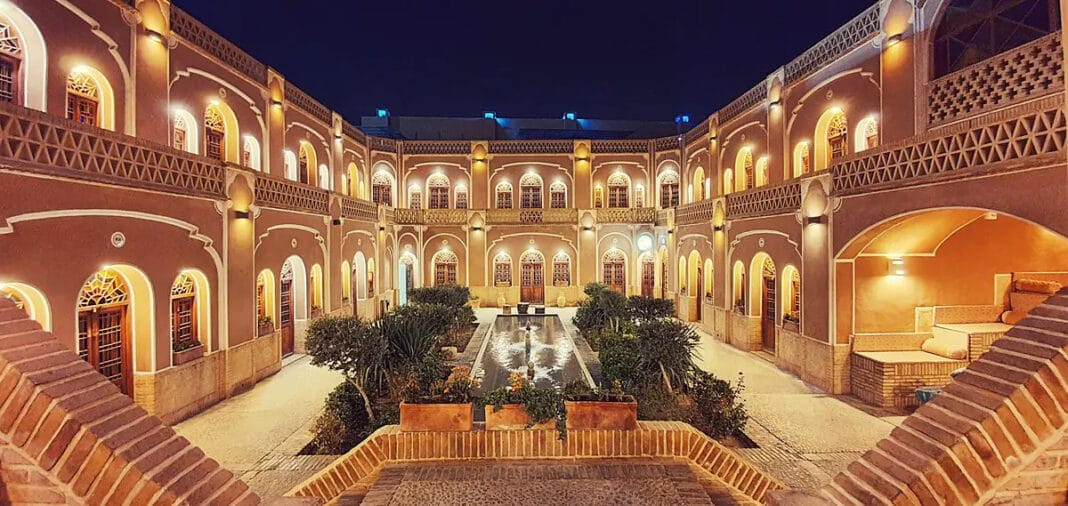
(472, 315), (592, 393)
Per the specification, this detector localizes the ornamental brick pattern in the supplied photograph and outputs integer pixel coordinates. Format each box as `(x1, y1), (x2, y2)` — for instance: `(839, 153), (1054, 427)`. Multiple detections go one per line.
(769, 288), (1068, 504)
(0, 297), (258, 505)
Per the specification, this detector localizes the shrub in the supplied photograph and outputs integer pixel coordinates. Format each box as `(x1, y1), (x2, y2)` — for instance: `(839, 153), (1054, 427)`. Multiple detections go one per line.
(627, 296), (674, 320)
(310, 382), (371, 454)
(408, 285), (471, 308)
(598, 331), (643, 391)
(686, 371), (747, 439)
(573, 283), (628, 337)
(634, 319), (699, 393)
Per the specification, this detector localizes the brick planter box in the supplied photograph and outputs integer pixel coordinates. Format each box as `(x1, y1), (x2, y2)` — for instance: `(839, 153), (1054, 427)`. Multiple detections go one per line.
(565, 400), (638, 430)
(258, 323), (275, 337)
(484, 404), (556, 430)
(399, 402), (473, 432)
(172, 344), (204, 366)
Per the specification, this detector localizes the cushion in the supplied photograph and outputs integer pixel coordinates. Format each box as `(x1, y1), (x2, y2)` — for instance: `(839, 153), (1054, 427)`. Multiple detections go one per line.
(1000, 310), (1027, 325)
(1014, 279), (1062, 295)
(921, 337), (968, 360)
(1010, 291), (1049, 314)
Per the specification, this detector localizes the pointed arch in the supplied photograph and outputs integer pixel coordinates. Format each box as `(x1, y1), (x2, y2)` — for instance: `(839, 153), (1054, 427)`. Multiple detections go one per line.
(602, 248), (627, 293)
(495, 182), (514, 209)
(755, 156), (769, 187)
(815, 108), (847, 170)
(736, 148), (754, 191)
(855, 116), (879, 152)
(255, 269), (276, 333)
(658, 169), (680, 208)
(552, 251), (571, 286)
(372, 170), (395, 206)
(607, 172), (630, 208)
(170, 270), (211, 353)
(205, 102), (239, 163)
(172, 109), (199, 155)
(433, 250), (459, 286)
(0, 282), (50, 331)
(0, 6), (46, 111)
(298, 142), (316, 185)
(284, 150), (298, 181)
(792, 142), (810, 178)
(722, 169), (733, 196)
(427, 173), (451, 209)
(243, 135), (261, 170)
(66, 66), (114, 130)
(692, 166), (705, 201)
(318, 164), (330, 190)
(519, 173), (544, 209)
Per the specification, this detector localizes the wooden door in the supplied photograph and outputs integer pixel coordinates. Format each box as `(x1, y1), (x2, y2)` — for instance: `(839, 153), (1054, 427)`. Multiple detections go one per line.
(520, 262), (544, 303)
(78, 307), (131, 395)
(762, 276), (776, 351)
(641, 260), (654, 298)
(280, 279), (294, 356)
(696, 268), (703, 320)
(604, 261), (625, 294)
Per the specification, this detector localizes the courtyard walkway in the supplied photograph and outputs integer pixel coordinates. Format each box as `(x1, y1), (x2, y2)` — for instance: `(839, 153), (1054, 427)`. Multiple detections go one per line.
(692, 328), (905, 488)
(174, 355), (344, 498)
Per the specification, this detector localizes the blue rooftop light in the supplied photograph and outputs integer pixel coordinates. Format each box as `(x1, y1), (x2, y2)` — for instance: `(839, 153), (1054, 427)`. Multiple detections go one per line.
(376, 108), (389, 118)
(483, 111), (496, 119)
(563, 112), (576, 121)
(675, 114), (691, 124)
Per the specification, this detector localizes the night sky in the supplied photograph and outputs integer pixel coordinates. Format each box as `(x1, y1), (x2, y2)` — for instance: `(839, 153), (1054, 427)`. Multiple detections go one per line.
(176, 0), (874, 122)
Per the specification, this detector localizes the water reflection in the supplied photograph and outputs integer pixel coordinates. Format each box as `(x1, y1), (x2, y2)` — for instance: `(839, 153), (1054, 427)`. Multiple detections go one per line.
(474, 315), (586, 392)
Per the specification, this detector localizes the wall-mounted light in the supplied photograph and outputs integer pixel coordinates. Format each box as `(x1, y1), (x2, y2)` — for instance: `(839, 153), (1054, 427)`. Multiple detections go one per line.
(332, 218), (342, 226)
(667, 228), (674, 235)
(334, 133), (342, 141)
(885, 33), (903, 47)
(768, 98), (781, 108)
(889, 258), (905, 276)
(473, 157), (487, 163)
(378, 226), (386, 232)
(472, 226), (483, 232)
(582, 226), (593, 231)
(713, 225), (724, 232)
(803, 215), (824, 226)
(145, 29), (165, 44)
(234, 210), (251, 220)
(575, 156), (589, 162)
(709, 133), (718, 141)
(271, 99), (283, 109)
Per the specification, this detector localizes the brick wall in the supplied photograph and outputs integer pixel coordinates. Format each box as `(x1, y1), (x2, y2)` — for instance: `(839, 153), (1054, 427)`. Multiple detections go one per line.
(769, 289), (1068, 504)
(0, 298), (258, 505)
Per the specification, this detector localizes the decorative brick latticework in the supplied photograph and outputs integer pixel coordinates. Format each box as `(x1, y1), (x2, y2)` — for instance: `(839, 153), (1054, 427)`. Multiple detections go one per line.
(725, 181), (801, 219)
(402, 141), (471, 155)
(341, 120), (366, 144)
(288, 422), (782, 504)
(0, 298), (257, 505)
(654, 135), (682, 152)
(488, 140), (573, 154)
(927, 32), (1063, 127)
(770, 288), (1068, 504)
(718, 83), (768, 124)
(833, 95), (1067, 196)
(283, 84), (332, 126)
(783, 4), (880, 85)
(683, 120), (710, 146)
(591, 139), (648, 154)
(339, 196), (378, 221)
(254, 176), (330, 215)
(0, 103), (227, 199)
(675, 200), (714, 225)
(369, 136), (398, 153)
(169, 7), (267, 84)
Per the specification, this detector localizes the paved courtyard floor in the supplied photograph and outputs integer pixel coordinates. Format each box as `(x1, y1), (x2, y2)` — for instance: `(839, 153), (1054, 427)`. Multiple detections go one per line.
(174, 354), (344, 498)
(342, 458), (757, 506)
(692, 327), (906, 488)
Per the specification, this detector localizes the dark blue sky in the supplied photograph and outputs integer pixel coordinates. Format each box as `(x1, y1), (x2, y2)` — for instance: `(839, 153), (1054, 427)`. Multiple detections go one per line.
(176, 0), (874, 121)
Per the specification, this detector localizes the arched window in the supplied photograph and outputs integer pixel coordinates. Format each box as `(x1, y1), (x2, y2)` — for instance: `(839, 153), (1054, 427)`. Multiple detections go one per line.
(732, 261), (746, 313)
(933, 0), (1060, 78)
(738, 149), (754, 191)
(454, 184), (468, 209)
(493, 252), (512, 286)
(594, 186), (604, 208)
(205, 105), (226, 161)
(0, 17), (21, 104)
(602, 249), (626, 293)
(782, 266), (801, 324)
(793, 142), (810, 178)
(723, 169), (734, 196)
(408, 184), (422, 209)
(372, 171), (393, 206)
(520, 173), (543, 209)
(310, 264), (323, 313)
(297, 143), (312, 184)
(318, 164), (330, 190)
(171, 272), (199, 351)
(173, 110), (198, 154)
(635, 185), (645, 208)
(427, 174), (450, 209)
(77, 269), (132, 394)
(755, 157), (769, 187)
(855, 116), (879, 152)
(434, 250), (458, 286)
(552, 252), (571, 286)
(243, 135), (261, 170)
(549, 182), (567, 208)
(66, 69), (100, 127)
(659, 171), (679, 208)
(340, 261), (351, 302)
(826, 111), (848, 165)
(607, 173), (629, 208)
(284, 150), (298, 181)
(346, 162), (359, 197)
(495, 182), (513, 209)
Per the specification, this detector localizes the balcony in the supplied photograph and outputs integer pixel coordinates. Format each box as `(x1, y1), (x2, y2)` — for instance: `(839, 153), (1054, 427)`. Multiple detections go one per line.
(675, 200), (714, 226)
(0, 102), (227, 199)
(725, 181), (801, 220)
(486, 208), (577, 225)
(339, 196), (379, 221)
(596, 207), (656, 224)
(255, 176), (330, 215)
(927, 31), (1063, 128)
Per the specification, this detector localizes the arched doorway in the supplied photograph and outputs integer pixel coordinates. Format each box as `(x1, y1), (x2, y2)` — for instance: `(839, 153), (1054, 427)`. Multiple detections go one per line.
(752, 254), (777, 352)
(76, 268), (133, 395)
(603, 249), (626, 294)
(1, 282), (51, 331)
(640, 253), (655, 298)
(279, 257), (308, 356)
(520, 250), (545, 304)
(434, 250), (458, 286)
(399, 253), (416, 305)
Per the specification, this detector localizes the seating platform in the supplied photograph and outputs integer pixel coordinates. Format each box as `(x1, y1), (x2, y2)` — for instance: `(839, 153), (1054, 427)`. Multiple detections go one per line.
(851, 351), (966, 408)
(933, 322), (1011, 361)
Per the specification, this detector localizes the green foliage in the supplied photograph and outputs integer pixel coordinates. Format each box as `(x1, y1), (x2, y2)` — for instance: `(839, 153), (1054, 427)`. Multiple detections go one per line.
(687, 371), (747, 439)
(574, 284), (675, 351)
(408, 285), (472, 307)
(482, 374), (566, 437)
(634, 319), (699, 393)
(627, 296), (674, 320)
(597, 331), (643, 391)
(405, 286), (477, 350)
(402, 365), (478, 404)
(562, 379), (633, 403)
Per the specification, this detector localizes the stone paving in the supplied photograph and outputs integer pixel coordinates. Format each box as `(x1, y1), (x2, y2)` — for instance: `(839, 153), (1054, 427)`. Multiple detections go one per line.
(343, 458), (756, 506)
(691, 326), (906, 488)
(174, 354), (344, 498)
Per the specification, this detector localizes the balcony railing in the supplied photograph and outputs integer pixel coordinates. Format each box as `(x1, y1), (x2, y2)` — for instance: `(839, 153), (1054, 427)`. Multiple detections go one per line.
(255, 176), (330, 214)
(675, 200), (714, 225)
(834, 94), (1066, 196)
(726, 181), (801, 219)
(339, 196), (378, 221)
(927, 31), (1063, 127)
(596, 207), (656, 224)
(656, 209), (673, 227)
(0, 102), (227, 198)
(486, 208), (578, 224)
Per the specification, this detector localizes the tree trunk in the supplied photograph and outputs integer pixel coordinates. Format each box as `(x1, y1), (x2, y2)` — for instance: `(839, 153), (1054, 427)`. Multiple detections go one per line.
(659, 362), (674, 395)
(348, 377), (377, 423)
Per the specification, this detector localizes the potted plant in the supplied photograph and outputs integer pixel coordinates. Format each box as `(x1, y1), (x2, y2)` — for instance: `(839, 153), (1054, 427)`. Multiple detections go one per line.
(563, 381), (637, 430)
(257, 315), (274, 337)
(782, 313), (800, 332)
(468, 294), (481, 308)
(734, 300), (746, 314)
(482, 372), (562, 432)
(399, 365), (477, 432)
(309, 305), (322, 319)
(172, 339), (204, 366)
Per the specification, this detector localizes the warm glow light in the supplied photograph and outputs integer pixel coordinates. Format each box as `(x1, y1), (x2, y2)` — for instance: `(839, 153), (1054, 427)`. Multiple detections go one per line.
(889, 257), (905, 276)
(71, 65), (89, 74)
